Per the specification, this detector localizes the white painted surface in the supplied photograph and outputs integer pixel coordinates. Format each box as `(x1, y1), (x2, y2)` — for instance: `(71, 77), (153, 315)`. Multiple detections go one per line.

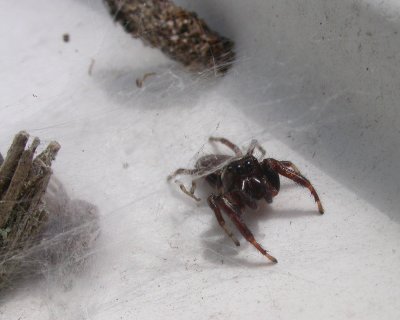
(1, 0), (399, 319)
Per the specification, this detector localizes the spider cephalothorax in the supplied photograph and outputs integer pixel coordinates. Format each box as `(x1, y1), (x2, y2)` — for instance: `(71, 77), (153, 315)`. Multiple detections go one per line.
(168, 137), (324, 263)
(221, 155), (280, 203)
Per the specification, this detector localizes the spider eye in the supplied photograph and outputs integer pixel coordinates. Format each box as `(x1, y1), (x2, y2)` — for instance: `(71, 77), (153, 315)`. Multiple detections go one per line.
(244, 159), (254, 169)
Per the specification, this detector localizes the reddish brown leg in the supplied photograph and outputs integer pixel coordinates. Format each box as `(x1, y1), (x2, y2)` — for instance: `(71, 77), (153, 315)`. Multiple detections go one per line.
(266, 158), (324, 214)
(208, 195), (240, 246)
(209, 137), (243, 156)
(280, 161), (301, 174)
(215, 196), (278, 263)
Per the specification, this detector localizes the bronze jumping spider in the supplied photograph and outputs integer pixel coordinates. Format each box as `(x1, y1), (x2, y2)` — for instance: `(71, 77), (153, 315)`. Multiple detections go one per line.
(168, 137), (324, 263)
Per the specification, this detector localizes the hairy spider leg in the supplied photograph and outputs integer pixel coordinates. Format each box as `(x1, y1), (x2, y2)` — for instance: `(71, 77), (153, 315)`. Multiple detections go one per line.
(246, 139), (266, 158)
(208, 195), (240, 246)
(209, 137), (243, 156)
(167, 168), (202, 181)
(265, 158), (324, 214)
(279, 161), (301, 174)
(179, 180), (200, 201)
(167, 168), (204, 201)
(215, 195), (278, 263)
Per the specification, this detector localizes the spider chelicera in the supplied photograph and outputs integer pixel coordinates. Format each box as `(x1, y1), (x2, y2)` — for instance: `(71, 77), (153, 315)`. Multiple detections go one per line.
(168, 137), (324, 263)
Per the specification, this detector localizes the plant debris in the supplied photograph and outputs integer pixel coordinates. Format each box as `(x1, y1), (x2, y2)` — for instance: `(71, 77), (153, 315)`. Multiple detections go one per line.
(88, 58), (95, 76)
(0, 131), (99, 290)
(63, 33), (70, 43)
(104, 0), (235, 75)
(136, 72), (157, 88)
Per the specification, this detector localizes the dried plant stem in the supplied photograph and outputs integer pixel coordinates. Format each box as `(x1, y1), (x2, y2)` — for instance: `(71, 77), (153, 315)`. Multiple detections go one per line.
(0, 138), (40, 228)
(104, 0), (235, 74)
(0, 131), (29, 195)
(0, 132), (60, 287)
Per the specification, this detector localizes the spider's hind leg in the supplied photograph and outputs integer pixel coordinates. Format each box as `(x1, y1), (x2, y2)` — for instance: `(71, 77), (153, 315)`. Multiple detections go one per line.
(178, 180), (201, 202)
(167, 168), (201, 181)
(167, 168), (203, 201)
(247, 139), (266, 159)
(209, 137), (243, 156)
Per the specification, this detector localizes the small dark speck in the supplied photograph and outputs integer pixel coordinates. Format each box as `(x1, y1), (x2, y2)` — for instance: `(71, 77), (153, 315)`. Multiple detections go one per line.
(320, 22), (322, 25)
(123, 162), (129, 169)
(290, 221), (292, 225)
(63, 33), (70, 42)
(81, 149), (85, 152)
(32, 94), (37, 98)
(312, 151), (316, 158)
(366, 67), (369, 71)
(366, 31), (372, 37)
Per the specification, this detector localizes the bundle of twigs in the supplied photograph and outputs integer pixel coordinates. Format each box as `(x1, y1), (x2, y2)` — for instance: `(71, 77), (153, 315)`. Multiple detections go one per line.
(0, 132), (101, 291)
(104, 0), (235, 74)
(0, 132), (60, 245)
(0, 131), (60, 288)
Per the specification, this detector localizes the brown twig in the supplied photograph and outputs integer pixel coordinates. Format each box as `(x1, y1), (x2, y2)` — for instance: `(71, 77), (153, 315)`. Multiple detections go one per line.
(0, 131), (29, 195)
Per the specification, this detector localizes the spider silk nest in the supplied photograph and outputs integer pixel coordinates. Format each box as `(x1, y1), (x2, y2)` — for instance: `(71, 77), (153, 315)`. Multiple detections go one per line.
(0, 133), (100, 292)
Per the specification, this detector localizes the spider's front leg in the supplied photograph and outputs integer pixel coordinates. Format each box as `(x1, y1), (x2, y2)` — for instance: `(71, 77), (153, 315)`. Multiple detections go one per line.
(265, 158), (324, 214)
(279, 161), (301, 174)
(210, 194), (278, 263)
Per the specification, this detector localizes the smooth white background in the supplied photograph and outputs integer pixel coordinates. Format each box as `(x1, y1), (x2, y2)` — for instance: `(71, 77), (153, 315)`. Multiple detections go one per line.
(1, 0), (399, 319)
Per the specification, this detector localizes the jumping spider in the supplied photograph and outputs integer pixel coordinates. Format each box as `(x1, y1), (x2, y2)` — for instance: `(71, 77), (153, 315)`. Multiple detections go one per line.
(168, 137), (324, 263)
